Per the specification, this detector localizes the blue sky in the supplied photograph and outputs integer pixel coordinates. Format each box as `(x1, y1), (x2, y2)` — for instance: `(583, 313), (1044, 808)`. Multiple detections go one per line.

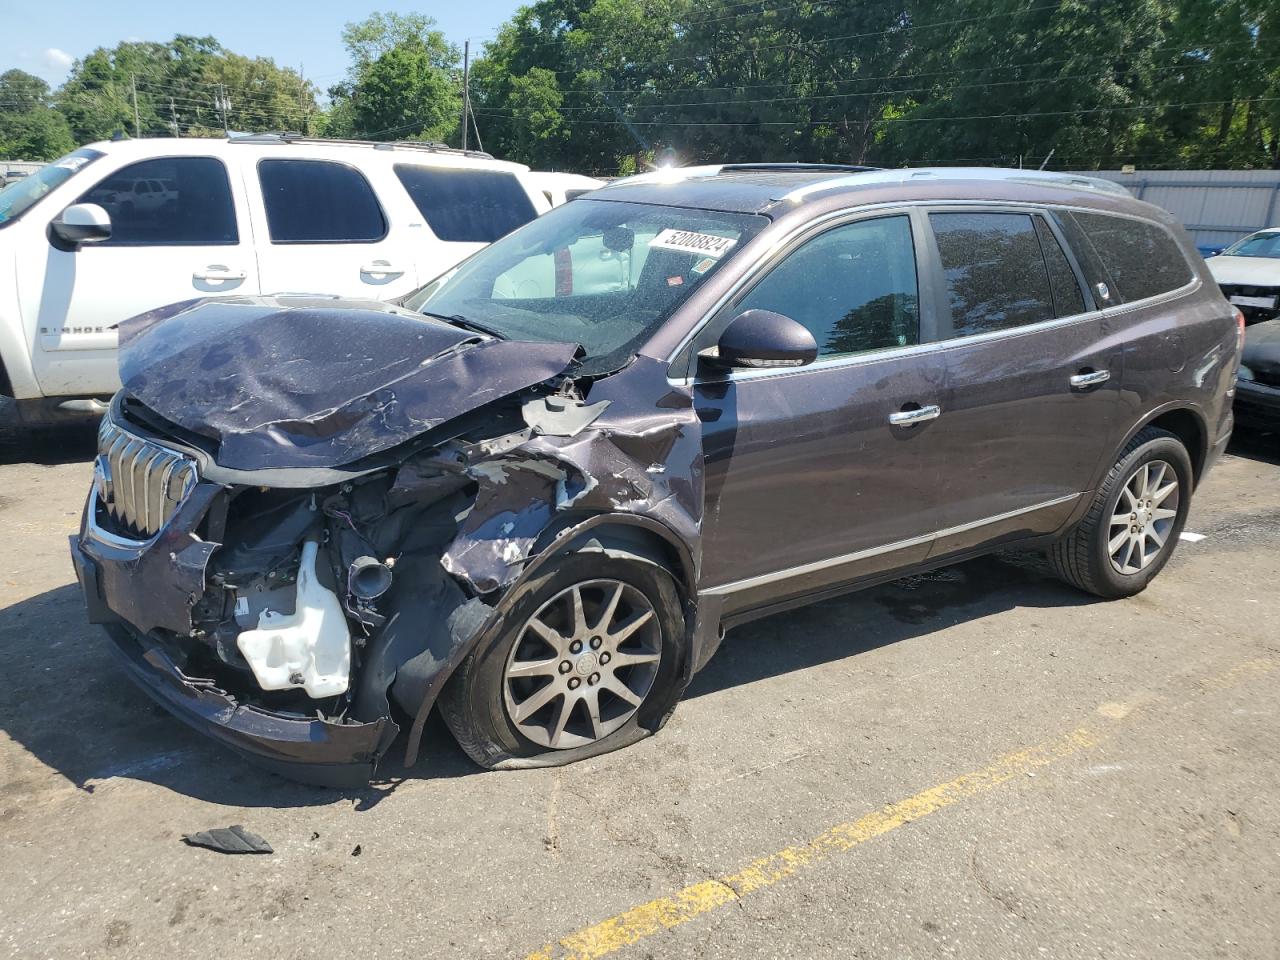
(1, 0), (527, 91)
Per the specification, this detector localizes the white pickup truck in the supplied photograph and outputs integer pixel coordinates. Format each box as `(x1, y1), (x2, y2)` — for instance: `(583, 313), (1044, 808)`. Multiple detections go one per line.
(0, 135), (597, 427)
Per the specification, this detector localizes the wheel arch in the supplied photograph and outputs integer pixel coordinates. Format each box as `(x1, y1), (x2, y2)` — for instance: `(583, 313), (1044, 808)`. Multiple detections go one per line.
(1114, 403), (1210, 486)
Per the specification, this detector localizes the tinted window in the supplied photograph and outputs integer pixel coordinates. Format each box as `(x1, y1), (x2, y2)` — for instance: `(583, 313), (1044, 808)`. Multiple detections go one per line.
(395, 165), (537, 242)
(1035, 217), (1087, 316)
(78, 157), (237, 246)
(735, 216), (920, 358)
(259, 159), (386, 243)
(1070, 212), (1191, 302)
(930, 212), (1055, 336)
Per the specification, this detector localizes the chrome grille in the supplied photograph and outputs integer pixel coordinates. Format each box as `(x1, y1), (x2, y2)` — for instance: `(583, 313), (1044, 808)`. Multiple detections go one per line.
(95, 415), (198, 539)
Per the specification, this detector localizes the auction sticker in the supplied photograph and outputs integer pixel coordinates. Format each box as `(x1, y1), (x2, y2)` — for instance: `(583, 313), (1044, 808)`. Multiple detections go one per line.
(649, 229), (737, 258)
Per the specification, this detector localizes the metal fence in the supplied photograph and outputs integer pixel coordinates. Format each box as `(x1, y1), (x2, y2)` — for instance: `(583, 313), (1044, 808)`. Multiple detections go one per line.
(1069, 169), (1280, 249)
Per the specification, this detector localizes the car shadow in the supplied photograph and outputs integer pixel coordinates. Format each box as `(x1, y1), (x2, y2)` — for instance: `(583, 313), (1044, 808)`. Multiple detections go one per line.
(686, 550), (1091, 700)
(0, 420), (99, 466)
(2, 552), (1086, 808)
(1226, 426), (1279, 465)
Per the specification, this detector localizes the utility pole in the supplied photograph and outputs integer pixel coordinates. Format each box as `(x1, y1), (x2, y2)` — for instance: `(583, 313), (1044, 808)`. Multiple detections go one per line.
(462, 39), (471, 151)
(130, 73), (140, 138)
(169, 96), (179, 137)
(216, 83), (230, 136)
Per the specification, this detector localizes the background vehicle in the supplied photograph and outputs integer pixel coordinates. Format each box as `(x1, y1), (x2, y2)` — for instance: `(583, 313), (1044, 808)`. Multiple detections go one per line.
(0, 135), (555, 425)
(1206, 227), (1280, 323)
(523, 170), (605, 207)
(1235, 316), (1280, 428)
(71, 165), (1239, 785)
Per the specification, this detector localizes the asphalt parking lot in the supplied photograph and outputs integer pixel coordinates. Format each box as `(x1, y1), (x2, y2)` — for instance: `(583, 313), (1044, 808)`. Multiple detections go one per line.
(2, 424), (1278, 960)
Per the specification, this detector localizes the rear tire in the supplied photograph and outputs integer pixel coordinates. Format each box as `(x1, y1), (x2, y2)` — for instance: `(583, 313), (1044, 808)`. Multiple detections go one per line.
(439, 549), (687, 770)
(1049, 426), (1193, 598)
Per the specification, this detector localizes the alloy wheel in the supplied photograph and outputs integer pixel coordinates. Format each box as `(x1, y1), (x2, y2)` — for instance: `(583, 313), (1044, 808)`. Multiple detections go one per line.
(503, 579), (663, 750)
(1108, 459), (1180, 575)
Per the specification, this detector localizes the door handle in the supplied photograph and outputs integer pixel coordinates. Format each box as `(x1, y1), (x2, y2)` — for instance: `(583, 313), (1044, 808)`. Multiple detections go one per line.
(193, 267), (246, 282)
(888, 404), (941, 426)
(360, 261), (404, 276)
(1069, 369), (1111, 389)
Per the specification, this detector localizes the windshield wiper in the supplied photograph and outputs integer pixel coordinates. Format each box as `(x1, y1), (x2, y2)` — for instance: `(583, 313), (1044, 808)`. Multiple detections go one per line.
(421, 311), (506, 340)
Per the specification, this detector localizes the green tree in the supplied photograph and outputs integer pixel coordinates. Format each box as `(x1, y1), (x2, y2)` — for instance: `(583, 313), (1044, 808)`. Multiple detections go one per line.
(328, 11), (461, 141)
(0, 70), (75, 160)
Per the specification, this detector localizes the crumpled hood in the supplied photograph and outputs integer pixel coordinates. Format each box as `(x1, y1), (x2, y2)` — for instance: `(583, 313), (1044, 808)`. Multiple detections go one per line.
(1243, 317), (1280, 382)
(118, 295), (580, 470)
(1207, 255), (1280, 287)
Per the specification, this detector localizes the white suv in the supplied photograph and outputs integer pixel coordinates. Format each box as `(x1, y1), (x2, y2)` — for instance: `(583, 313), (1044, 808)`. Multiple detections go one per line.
(0, 135), (559, 422)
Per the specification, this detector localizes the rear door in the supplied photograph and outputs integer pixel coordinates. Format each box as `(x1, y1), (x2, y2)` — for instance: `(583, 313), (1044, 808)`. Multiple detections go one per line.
(248, 157), (420, 299)
(921, 207), (1121, 558)
(16, 154), (258, 397)
(693, 211), (948, 614)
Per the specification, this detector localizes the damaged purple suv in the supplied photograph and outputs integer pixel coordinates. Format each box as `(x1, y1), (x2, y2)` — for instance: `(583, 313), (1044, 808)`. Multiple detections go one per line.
(71, 165), (1240, 785)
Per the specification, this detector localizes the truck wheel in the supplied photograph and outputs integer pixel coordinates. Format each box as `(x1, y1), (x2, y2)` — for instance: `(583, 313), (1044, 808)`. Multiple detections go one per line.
(1048, 426), (1193, 599)
(439, 549), (686, 770)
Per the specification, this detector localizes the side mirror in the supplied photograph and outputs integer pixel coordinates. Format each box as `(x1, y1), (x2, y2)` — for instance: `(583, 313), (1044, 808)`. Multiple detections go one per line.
(52, 203), (112, 245)
(700, 309), (818, 370)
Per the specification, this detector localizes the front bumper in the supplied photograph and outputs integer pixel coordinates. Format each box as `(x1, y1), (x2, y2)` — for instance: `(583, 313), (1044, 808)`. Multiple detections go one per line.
(1234, 378), (1280, 428)
(71, 509), (394, 788)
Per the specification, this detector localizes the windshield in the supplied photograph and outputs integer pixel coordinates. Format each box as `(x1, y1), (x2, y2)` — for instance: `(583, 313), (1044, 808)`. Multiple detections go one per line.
(1222, 231), (1280, 259)
(0, 148), (105, 228)
(405, 198), (767, 374)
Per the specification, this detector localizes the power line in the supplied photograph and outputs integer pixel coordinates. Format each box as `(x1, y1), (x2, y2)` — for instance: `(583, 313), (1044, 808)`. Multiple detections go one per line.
(472, 96), (1280, 128)
(471, 53), (1280, 116)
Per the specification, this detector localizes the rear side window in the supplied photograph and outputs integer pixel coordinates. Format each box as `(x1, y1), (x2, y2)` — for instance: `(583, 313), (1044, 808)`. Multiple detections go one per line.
(394, 165), (537, 242)
(929, 212), (1055, 336)
(259, 159), (386, 243)
(77, 157), (237, 246)
(1070, 212), (1192, 302)
(1034, 217), (1087, 316)
(735, 214), (920, 359)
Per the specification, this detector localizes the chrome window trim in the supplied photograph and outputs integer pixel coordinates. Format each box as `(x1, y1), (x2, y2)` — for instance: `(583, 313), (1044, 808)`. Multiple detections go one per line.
(701, 493), (1081, 596)
(665, 198), (1200, 386)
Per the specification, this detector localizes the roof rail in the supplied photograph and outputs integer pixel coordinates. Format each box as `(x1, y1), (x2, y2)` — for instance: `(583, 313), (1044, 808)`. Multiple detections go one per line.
(719, 162), (882, 174)
(226, 132), (494, 160)
(779, 165), (1134, 202)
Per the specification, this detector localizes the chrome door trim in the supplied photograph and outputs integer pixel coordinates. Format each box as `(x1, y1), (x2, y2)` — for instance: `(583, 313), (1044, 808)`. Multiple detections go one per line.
(701, 493), (1081, 596)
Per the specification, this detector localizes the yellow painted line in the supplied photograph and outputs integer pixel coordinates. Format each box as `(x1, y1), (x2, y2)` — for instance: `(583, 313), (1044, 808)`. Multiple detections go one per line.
(526, 727), (1098, 960)
(526, 654), (1278, 960)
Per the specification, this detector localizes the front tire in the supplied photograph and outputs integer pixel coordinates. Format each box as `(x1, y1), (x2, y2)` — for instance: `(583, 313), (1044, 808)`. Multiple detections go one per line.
(439, 549), (687, 770)
(1049, 426), (1193, 598)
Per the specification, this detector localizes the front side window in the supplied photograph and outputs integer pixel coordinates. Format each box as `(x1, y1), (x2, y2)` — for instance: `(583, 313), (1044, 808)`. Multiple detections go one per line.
(77, 157), (237, 246)
(930, 212), (1056, 337)
(259, 159), (386, 243)
(395, 165), (537, 242)
(0, 148), (104, 228)
(406, 199), (766, 375)
(734, 215), (920, 358)
(1222, 231), (1280, 259)
(1070, 212), (1192, 302)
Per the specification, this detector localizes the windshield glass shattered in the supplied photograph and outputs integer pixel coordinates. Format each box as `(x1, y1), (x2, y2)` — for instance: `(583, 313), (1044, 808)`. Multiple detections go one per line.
(1223, 231), (1280, 259)
(405, 198), (767, 374)
(0, 148), (104, 227)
